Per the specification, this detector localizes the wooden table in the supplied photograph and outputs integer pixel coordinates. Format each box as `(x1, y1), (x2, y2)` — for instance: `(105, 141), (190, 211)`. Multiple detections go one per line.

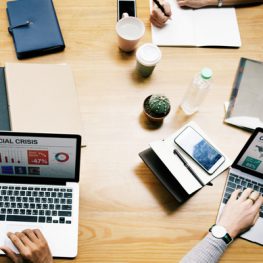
(0, 0), (263, 262)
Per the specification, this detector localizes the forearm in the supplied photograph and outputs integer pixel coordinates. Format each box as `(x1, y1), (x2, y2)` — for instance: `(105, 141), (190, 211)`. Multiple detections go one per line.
(180, 233), (229, 263)
(204, 0), (263, 6)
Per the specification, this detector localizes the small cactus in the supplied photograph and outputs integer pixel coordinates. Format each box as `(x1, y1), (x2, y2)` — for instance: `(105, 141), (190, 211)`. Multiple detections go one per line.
(145, 94), (170, 118)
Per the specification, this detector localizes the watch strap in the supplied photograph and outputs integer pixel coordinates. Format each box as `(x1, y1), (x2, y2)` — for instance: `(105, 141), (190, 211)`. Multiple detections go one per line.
(209, 224), (233, 244)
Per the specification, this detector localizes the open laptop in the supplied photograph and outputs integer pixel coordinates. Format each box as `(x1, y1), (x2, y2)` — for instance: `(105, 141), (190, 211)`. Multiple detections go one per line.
(217, 127), (263, 245)
(0, 131), (81, 257)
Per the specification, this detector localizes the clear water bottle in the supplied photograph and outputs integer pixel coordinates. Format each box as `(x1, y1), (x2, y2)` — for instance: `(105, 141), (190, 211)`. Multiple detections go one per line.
(180, 68), (213, 115)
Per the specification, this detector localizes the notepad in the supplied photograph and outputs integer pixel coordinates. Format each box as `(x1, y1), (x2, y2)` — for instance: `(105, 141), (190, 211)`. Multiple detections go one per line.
(149, 122), (231, 194)
(151, 0), (241, 47)
(7, 0), (65, 59)
(5, 63), (85, 143)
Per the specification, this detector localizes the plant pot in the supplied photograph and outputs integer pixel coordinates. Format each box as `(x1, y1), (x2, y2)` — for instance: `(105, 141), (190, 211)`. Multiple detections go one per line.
(143, 95), (170, 122)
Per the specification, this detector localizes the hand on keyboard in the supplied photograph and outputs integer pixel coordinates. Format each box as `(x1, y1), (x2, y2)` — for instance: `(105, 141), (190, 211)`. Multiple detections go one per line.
(218, 188), (263, 239)
(0, 229), (53, 263)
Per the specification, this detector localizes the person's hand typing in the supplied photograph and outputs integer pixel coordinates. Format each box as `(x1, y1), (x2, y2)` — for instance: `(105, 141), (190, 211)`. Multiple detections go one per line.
(0, 229), (53, 263)
(150, 0), (172, 28)
(218, 188), (263, 239)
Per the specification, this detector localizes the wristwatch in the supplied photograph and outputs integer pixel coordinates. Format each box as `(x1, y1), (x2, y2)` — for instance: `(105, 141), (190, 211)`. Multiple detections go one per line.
(218, 0), (223, 7)
(209, 224), (233, 244)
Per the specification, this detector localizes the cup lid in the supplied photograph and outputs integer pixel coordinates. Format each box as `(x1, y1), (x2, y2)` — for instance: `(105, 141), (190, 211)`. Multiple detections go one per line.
(136, 43), (162, 66)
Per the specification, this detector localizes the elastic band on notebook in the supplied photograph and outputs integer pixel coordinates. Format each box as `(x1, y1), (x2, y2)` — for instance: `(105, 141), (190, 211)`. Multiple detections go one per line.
(8, 20), (30, 33)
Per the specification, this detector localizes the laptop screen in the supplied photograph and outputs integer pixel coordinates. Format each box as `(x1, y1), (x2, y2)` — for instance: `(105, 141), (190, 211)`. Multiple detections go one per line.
(0, 133), (81, 182)
(233, 129), (263, 178)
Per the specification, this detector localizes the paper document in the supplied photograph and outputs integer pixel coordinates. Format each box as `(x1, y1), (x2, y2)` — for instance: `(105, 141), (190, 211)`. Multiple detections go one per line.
(150, 122), (231, 194)
(225, 58), (263, 131)
(151, 0), (241, 47)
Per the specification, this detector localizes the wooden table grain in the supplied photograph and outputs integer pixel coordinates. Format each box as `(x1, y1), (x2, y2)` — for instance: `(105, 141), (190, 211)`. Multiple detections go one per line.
(0, 0), (263, 262)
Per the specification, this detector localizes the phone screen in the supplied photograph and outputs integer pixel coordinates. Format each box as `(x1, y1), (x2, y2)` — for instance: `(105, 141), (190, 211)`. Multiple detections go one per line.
(118, 1), (136, 20)
(174, 126), (225, 174)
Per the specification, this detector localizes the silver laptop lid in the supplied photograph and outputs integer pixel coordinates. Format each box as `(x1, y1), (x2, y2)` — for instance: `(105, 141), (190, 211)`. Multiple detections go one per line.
(232, 127), (263, 180)
(0, 132), (81, 184)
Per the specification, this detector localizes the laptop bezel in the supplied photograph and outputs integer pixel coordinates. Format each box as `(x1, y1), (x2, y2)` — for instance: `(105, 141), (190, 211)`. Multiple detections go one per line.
(0, 131), (81, 185)
(232, 127), (263, 180)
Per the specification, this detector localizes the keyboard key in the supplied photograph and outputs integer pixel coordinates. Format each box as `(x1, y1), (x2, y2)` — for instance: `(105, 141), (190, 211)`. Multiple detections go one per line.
(241, 181), (247, 187)
(62, 205), (72, 211)
(58, 211), (71, 217)
(13, 209), (19, 215)
(226, 187), (234, 194)
(67, 199), (72, 204)
(66, 220), (71, 224)
(67, 189), (73, 192)
(1, 208), (6, 214)
(32, 210), (38, 215)
(38, 216), (45, 223)
(227, 182), (236, 189)
(64, 193), (72, 198)
(59, 217), (65, 223)
(20, 209), (25, 215)
(47, 217), (52, 223)
(52, 211), (57, 216)
(7, 215), (38, 222)
(53, 220), (58, 223)
(0, 215), (5, 221)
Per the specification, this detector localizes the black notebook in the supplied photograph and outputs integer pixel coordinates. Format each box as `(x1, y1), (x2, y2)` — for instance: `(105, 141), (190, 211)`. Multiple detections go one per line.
(0, 68), (11, 131)
(7, 0), (65, 59)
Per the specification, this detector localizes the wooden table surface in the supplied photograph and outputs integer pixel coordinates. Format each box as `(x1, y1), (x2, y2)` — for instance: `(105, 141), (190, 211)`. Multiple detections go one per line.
(0, 0), (263, 262)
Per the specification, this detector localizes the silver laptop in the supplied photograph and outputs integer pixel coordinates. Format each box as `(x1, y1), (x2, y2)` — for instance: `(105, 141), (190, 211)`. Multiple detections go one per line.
(217, 127), (263, 245)
(0, 132), (81, 257)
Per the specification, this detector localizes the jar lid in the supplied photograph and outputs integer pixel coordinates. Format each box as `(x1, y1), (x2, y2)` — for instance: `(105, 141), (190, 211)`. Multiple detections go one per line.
(201, 68), (213, 79)
(136, 43), (162, 66)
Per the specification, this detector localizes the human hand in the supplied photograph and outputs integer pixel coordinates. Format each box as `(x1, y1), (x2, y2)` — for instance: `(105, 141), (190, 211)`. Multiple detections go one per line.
(0, 229), (53, 263)
(150, 0), (172, 28)
(177, 0), (215, 9)
(218, 188), (263, 239)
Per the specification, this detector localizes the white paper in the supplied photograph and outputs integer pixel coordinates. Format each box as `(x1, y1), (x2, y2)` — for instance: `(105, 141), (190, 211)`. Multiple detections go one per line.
(150, 122), (232, 194)
(151, 0), (241, 47)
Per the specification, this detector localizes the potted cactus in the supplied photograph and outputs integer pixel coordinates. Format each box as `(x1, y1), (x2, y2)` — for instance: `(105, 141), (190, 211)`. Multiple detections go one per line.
(143, 94), (171, 122)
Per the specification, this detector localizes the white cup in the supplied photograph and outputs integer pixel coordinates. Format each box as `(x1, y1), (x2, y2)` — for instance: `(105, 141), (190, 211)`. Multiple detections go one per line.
(136, 43), (162, 77)
(116, 13), (145, 52)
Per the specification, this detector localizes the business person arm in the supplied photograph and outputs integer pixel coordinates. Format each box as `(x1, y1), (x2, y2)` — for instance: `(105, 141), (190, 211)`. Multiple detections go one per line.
(0, 229), (53, 263)
(150, 0), (172, 28)
(177, 0), (263, 9)
(180, 189), (263, 263)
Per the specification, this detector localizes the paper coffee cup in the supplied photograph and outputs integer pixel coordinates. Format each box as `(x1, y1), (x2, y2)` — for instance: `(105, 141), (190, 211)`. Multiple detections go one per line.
(136, 43), (161, 77)
(116, 16), (145, 52)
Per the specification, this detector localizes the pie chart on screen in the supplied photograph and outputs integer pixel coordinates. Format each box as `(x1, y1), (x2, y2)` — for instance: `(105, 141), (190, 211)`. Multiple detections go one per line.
(55, 152), (69, 162)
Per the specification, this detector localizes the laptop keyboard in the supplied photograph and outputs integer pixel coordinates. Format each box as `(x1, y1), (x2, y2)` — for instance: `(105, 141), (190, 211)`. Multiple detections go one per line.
(0, 185), (73, 224)
(223, 174), (263, 218)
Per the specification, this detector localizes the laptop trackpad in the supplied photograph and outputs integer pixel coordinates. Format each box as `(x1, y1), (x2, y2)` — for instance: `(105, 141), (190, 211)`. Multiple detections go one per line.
(4, 224), (42, 254)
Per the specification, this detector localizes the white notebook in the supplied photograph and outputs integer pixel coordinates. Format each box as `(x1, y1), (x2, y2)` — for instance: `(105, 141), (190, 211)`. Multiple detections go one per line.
(151, 0), (241, 47)
(150, 122), (231, 194)
(5, 63), (85, 144)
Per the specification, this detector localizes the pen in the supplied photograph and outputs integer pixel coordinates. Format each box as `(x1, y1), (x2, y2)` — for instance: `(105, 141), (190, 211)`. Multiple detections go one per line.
(173, 149), (205, 187)
(153, 0), (169, 17)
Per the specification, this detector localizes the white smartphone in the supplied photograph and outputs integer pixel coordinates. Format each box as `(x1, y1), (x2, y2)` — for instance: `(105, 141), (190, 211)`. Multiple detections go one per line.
(117, 0), (136, 21)
(174, 126), (225, 174)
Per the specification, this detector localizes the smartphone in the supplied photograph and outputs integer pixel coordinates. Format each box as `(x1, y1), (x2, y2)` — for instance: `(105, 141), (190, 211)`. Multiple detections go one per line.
(117, 0), (136, 21)
(174, 126), (225, 174)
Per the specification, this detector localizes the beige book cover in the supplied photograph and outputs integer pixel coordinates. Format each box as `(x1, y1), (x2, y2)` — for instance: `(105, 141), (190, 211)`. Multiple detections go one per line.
(5, 63), (85, 143)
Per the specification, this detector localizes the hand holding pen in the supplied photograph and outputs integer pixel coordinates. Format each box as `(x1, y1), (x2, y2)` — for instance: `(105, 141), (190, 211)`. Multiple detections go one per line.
(150, 0), (172, 28)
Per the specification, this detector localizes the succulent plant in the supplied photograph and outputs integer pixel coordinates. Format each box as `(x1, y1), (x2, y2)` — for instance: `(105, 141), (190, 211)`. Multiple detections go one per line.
(144, 94), (171, 118)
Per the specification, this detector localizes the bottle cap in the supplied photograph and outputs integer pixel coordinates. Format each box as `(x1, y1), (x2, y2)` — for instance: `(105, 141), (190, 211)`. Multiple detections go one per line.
(136, 43), (162, 66)
(201, 68), (213, 79)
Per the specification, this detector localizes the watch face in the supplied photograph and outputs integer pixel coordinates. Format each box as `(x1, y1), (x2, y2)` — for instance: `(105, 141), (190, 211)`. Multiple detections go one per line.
(212, 225), (227, 238)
